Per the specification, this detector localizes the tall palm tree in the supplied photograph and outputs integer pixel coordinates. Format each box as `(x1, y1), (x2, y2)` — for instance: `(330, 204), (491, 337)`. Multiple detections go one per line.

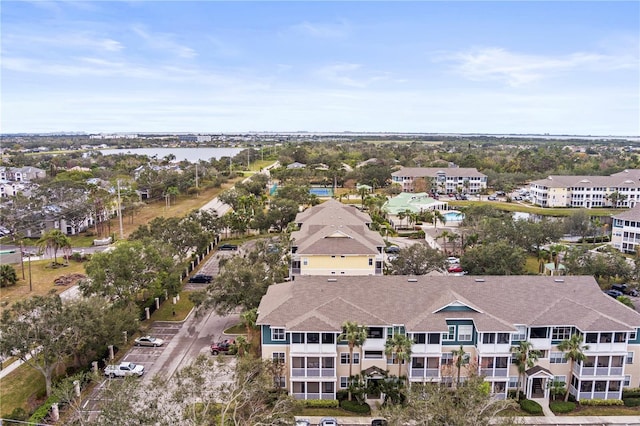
(452, 345), (467, 388)
(338, 321), (367, 400)
(384, 332), (413, 383)
(37, 229), (71, 266)
(557, 334), (589, 401)
(511, 341), (541, 400)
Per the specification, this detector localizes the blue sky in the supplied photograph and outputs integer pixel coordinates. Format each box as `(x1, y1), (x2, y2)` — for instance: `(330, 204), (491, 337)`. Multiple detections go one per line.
(2, 1), (638, 135)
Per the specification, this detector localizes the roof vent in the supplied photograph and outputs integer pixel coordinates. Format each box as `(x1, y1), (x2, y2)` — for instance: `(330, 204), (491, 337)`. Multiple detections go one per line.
(474, 278), (485, 283)
(554, 279), (564, 283)
(407, 278), (418, 282)
(327, 278), (337, 282)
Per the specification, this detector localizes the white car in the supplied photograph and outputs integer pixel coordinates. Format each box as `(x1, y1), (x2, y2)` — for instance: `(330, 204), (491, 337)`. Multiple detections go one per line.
(447, 257), (460, 265)
(134, 335), (165, 347)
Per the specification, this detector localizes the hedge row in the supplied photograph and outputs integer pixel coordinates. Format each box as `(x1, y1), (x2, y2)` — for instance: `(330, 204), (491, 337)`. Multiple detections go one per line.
(623, 398), (640, 407)
(340, 400), (371, 414)
(549, 401), (576, 413)
(579, 399), (624, 406)
(303, 400), (339, 408)
(519, 399), (543, 415)
(29, 395), (58, 423)
(623, 388), (640, 398)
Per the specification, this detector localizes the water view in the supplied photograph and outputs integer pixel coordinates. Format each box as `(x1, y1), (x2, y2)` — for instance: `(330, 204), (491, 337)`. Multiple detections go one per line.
(99, 147), (243, 163)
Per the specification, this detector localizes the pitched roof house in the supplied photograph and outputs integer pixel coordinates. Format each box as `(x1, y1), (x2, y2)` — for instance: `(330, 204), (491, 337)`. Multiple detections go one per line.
(257, 275), (640, 401)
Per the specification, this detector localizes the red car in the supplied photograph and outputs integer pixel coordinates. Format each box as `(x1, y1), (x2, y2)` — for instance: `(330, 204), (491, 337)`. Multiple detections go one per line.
(448, 265), (464, 273)
(210, 338), (235, 355)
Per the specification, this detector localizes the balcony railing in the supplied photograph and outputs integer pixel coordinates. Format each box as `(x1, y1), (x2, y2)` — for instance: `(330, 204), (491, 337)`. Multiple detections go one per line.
(573, 364), (624, 377)
(480, 368), (508, 377)
(293, 393), (334, 400)
(411, 368), (439, 378)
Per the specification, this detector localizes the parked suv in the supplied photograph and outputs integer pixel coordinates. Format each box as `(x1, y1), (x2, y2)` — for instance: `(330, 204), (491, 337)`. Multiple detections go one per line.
(188, 274), (213, 283)
(611, 284), (639, 297)
(210, 339), (235, 355)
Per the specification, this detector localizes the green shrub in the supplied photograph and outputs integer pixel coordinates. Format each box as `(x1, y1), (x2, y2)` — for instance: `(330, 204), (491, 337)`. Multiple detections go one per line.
(549, 401), (576, 413)
(3, 407), (29, 422)
(303, 400), (339, 408)
(336, 390), (349, 402)
(623, 388), (640, 398)
(340, 399), (371, 414)
(29, 395), (58, 423)
(579, 399), (624, 406)
(519, 399), (543, 415)
(623, 398), (640, 407)
(508, 390), (525, 401)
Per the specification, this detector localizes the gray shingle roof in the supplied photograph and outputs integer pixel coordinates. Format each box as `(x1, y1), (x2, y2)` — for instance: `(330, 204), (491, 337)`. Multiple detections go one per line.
(391, 167), (487, 178)
(530, 170), (640, 189)
(256, 276), (640, 333)
(613, 204), (640, 221)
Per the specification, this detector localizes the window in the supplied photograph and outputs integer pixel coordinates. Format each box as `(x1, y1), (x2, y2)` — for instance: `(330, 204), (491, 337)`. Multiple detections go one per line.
(550, 352), (567, 364)
(554, 376), (566, 385)
(368, 258), (373, 266)
(627, 352), (634, 364)
(552, 327), (572, 340)
(631, 331), (637, 340)
(322, 333), (335, 344)
(513, 326), (526, 341)
(302, 258), (308, 266)
(482, 333), (495, 344)
(427, 333), (441, 344)
(497, 333), (510, 344)
(353, 353), (360, 364)
(614, 332), (626, 343)
(441, 353), (453, 365)
(275, 377), (285, 388)
(530, 327), (548, 339)
(340, 353), (350, 364)
(340, 377), (349, 389)
(599, 333), (612, 343)
(458, 325), (473, 341)
(585, 333), (598, 343)
(367, 327), (384, 339)
(508, 376), (520, 389)
(365, 350), (383, 359)
(271, 328), (285, 341)
(307, 333), (320, 344)
(443, 326), (455, 341)
(413, 333), (426, 344)
(292, 333), (304, 344)
(322, 357), (334, 369)
(624, 376), (631, 387)
(322, 382), (334, 393)
(272, 353), (285, 364)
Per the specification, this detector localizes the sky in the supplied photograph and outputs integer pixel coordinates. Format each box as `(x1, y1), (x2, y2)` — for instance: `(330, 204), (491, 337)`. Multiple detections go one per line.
(1, 1), (639, 135)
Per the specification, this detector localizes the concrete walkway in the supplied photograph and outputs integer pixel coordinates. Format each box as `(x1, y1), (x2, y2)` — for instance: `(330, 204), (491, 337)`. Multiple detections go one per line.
(531, 397), (556, 417)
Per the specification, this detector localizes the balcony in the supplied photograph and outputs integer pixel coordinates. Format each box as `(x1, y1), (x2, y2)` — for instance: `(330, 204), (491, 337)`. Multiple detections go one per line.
(572, 364), (624, 377)
(290, 343), (337, 354)
(411, 343), (442, 354)
(411, 368), (440, 379)
(293, 393), (335, 400)
(480, 368), (508, 377)
(363, 339), (386, 351)
(528, 338), (551, 350)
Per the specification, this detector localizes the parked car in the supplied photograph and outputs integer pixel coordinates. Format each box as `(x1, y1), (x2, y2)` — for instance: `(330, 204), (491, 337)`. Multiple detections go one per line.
(385, 246), (401, 254)
(611, 284), (640, 297)
(318, 417), (338, 426)
(295, 420), (311, 426)
(218, 244), (238, 251)
(488, 195), (497, 201)
(448, 265), (464, 273)
(604, 289), (623, 298)
(210, 338), (235, 355)
(134, 335), (164, 347)
(371, 420), (388, 426)
(104, 362), (145, 378)
(188, 274), (213, 283)
(447, 256), (460, 265)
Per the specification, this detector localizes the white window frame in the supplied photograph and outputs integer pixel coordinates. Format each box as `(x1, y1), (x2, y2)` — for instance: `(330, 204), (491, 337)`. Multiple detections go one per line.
(442, 325), (455, 341)
(457, 325), (473, 342)
(627, 352), (634, 364)
(353, 353), (360, 364)
(554, 375), (567, 385)
(552, 326), (572, 341)
(340, 353), (350, 364)
(340, 376), (349, 388)
(550, 352), (567, 364)
(508, 376), (519, 389)
(271, 328), (285, 341)
(272, 352), (285, 364)
(513, 326), (527, 341)
(624, 375), (631, 387)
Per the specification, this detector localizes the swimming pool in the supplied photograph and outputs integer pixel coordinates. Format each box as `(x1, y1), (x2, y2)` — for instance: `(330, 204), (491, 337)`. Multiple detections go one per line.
(309, 187), (334, 197)
(443, 211), (464, 222)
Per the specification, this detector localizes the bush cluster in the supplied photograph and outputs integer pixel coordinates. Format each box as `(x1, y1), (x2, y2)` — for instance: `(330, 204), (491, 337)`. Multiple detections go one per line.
(336, 389), (349, 402)
(519, 399), (543, 415)
(303, 400), (339, 408)
(623, 388), (640, 398)
(340, 399), (371, 414)
(579, 399), (624, 406)
(549, 401), (576, 413)
(29, 395), (58, 423)
(623, 398), (640, 407)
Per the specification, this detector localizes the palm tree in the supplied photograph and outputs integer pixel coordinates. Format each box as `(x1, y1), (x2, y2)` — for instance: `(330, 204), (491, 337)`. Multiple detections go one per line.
(557, 334), (589, 402)
(338, 321), (368, 400)
(433, 210), (446, 230)
(384, 332), (413, 383)
(511, 341), (541, 400)
(397, 211), (407, 229)
(437, 230), (451, 254)
(0, 264), (18, 288)
(452, 345), (467, 388)
(37, 229), (71, 266)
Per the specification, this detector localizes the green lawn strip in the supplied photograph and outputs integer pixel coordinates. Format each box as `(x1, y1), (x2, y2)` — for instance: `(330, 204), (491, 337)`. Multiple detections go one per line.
(223, 323), (246, 335)
(448, 201), (620, 217)
(525, 256), (542, 274)
(564, 405), (640, 416)
(150, 291), (194, 321)
(0, 362), (45, 416)
(298, 407), (363, 417)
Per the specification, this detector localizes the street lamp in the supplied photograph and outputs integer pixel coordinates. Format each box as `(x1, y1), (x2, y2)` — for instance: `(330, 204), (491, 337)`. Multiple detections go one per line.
(28, 253), (32, 292)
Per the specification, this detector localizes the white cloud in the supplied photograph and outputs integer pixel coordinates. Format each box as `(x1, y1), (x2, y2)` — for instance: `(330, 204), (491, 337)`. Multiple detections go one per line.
(132, 25), (197, 59)
(440, 47), (638, 87)
(315, 63), (391, 88)
(289, 20), (350, 39)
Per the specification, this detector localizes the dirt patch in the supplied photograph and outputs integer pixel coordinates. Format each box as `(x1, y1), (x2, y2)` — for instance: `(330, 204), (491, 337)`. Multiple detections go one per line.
(53, 273), (87, 286)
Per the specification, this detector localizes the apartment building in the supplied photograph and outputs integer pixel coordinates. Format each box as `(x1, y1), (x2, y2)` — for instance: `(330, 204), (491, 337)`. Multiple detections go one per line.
(257, 275), (640, 402)
(391, 167), (487, 194)
(612, 204), (640, 254)
(289, 199), (385, 276)
(529, 169), (640, 208)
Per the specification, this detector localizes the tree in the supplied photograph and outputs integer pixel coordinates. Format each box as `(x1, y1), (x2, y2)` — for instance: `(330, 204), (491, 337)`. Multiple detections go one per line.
(384, 332), (413, 382)
(338, 321), (368, 400)
(607, 191), (628, 208)
(557, 334), (589, 402)
(264, 198), (299, 232)
(461, 242), (526, 275)
(510, 341), (540, 400)
(379, 374), (517, 426)
(452, 345), (468, 388)
(0, 264), (18, 288)
(564, 210), (593, 244)
(0, 292), (75, 396)
(36, 229), (71, 266)
(389, 243), (447, 275)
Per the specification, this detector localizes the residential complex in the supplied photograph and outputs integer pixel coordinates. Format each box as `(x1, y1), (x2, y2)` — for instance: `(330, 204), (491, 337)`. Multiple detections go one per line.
(612, 204), (640, 254)
(257, 275), (640, 402)
(289, 199), (385, 276)
(529, 169), (640, 208)
(391, 167), (487, 194)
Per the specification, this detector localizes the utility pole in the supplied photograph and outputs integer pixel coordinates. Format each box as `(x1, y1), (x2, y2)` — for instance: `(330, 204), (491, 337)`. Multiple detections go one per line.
(20, 240), (25, 280)
(117, 180), (124, 240)
(195, 163), (199, 189)
(28, 253), (32, 292)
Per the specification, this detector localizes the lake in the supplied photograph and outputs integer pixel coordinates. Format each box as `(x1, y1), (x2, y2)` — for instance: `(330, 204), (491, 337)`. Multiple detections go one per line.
(99, 147), (243, 163)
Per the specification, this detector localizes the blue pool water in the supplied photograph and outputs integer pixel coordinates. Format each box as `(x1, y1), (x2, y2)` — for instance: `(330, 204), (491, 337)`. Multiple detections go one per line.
(443, 211), (464, 222)
(309, 187), (334, 197)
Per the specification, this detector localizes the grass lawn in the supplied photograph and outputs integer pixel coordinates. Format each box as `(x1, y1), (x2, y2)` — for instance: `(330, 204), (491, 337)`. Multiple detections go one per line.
(448, 201), (620, 217)
(150, 291), (194, 321)
(298, 407), (365, 417)
(223, 323), (247, 335)
(564, 405), (640, 416)
(0, 362), (45, 416)
(525, 256), (542, 274)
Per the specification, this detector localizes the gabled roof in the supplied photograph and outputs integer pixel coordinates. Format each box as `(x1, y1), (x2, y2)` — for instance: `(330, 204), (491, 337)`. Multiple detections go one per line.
(613, 204), (640, 221)
(391, 167), (486, 178)
(530, 170), (640, 189)
(257, 276), (640, 333)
